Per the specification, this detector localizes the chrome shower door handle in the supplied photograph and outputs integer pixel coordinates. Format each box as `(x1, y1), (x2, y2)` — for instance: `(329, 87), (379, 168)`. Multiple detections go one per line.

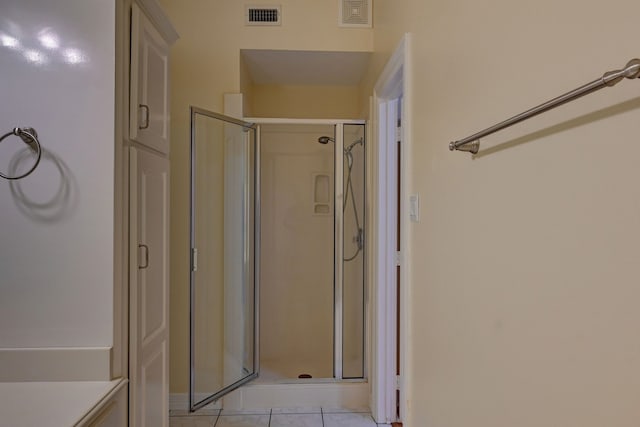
(138, 244), (149, 269)
(139, 104), (150, 129)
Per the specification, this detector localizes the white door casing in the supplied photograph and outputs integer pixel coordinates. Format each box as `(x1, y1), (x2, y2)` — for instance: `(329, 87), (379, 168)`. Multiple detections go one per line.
(371, 33), (410, 424)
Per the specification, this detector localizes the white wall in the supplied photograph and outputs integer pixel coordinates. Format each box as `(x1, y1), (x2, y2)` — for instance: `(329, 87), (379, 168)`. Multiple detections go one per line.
(0, 0), (115, 348)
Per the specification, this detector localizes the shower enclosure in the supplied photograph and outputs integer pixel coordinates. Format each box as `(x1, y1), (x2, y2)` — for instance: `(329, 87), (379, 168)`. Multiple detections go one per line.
(259, 122), (366, 382)
(189, 109), (365, 412)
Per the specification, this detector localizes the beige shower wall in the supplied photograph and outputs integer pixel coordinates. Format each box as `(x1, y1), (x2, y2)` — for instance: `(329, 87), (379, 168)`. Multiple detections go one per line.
(157, 0), (373, 394)
(367, 0), (640, 426)
(260, 124), (335, 379)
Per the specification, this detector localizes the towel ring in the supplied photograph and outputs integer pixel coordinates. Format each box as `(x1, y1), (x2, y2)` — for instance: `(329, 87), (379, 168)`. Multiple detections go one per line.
(0, 127), (42, 180)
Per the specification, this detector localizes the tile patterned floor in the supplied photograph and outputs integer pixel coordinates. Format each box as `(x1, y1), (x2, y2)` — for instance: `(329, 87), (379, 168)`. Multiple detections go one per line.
(170, 408), (387, 426)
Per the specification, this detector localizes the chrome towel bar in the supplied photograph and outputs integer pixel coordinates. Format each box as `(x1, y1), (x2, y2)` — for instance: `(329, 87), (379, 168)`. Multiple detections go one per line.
(449, 58), (640, 154)
(0, 127), (42, 180)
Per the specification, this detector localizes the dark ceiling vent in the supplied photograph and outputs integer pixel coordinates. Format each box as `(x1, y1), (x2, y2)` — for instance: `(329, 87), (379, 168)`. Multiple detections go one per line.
(246, 5), (281, 26)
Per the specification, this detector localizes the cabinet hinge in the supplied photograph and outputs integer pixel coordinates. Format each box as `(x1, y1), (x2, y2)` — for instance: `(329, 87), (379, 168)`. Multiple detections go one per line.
(395, 251), (402, 266)
(191, 247), (198, 272)
(395, 126), (402, 143)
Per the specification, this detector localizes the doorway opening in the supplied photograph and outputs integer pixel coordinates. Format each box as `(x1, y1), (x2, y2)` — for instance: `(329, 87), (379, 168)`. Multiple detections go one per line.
(188, 112), (369, 411)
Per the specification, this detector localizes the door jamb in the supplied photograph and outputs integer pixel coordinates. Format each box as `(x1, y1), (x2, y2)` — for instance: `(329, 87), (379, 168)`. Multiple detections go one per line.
(371, 33), (410, 424)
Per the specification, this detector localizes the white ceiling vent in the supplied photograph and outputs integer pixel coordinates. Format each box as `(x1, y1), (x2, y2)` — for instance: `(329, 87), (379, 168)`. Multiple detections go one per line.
(245, 5), (281, 26)
(339, 0), (372, 28)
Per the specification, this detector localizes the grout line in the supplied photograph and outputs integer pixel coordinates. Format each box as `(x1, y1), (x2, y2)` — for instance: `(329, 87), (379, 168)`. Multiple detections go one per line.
(320, 407), (325, 427)
(268, 408), (272, 427)
(212, 409), (220, 427)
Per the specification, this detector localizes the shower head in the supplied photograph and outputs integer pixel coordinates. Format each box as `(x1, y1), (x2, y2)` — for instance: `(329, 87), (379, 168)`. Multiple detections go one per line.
(318, 136), (335, 144)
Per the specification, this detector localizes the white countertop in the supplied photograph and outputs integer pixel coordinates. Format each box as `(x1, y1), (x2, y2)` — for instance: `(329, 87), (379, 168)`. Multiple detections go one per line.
(0, 379), (124, 427)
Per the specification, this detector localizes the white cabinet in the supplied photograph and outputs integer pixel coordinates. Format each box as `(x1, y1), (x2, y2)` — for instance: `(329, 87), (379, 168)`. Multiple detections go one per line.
(82, 381), (128, 427)
(126, 2), (176, 425)
(129, 3), (171, 154)
(0, 380), (127, 427)
(129, 147), (170, 427)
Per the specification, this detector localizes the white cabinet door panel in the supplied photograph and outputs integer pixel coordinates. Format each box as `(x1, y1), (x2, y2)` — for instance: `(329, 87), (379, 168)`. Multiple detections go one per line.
(130, 4), (170, 153)
(130, 147), (169, 427)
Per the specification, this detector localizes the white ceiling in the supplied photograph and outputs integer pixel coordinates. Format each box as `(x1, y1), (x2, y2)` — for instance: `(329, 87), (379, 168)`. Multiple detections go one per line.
(241, 49), (372, 86)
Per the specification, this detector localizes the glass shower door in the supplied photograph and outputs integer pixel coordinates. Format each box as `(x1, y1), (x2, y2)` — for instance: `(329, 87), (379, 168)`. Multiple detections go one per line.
(342, 123), (365, 379)
(189, 107), (259, 412)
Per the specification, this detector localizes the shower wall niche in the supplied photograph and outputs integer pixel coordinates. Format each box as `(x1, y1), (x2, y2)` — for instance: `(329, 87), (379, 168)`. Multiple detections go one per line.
(259, 122), (366, 382)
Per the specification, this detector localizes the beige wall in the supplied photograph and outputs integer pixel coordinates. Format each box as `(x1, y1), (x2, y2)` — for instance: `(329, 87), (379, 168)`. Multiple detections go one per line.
(370, 0), (640, 426)
(250, 84), (362, 119)
(158, 0), (373, 394)
(161, 0), (640, 422)
(239, 56), (255, 116)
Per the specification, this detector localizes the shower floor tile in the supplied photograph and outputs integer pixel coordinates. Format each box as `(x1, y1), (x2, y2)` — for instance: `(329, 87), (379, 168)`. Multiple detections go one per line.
(271, 407), (322, 414)
(259, 360), (332, 382)
(323, 412), (377, 426)
(215, 414), (270, 427)
(271, 413), (323, 427)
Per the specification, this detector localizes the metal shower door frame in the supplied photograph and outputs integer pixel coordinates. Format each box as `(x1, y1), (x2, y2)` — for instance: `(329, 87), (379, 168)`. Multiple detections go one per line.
(189, 106), (260, 412)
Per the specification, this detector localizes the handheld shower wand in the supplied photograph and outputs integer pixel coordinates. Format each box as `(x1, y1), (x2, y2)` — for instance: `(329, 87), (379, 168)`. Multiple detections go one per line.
(317, 135), (364, 260)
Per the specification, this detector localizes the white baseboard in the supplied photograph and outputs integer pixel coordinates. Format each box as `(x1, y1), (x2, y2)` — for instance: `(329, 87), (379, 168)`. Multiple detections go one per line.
(223, 382), (370, 411)
(0, 347), (112, 381)
(171, 383), (369, 414)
